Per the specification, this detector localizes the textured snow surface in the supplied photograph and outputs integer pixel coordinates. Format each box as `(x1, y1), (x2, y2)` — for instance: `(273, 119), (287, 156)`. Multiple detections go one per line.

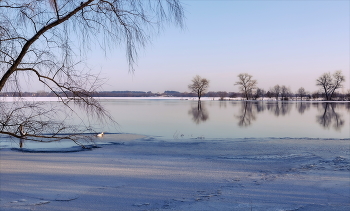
(1, 137), (349, 211)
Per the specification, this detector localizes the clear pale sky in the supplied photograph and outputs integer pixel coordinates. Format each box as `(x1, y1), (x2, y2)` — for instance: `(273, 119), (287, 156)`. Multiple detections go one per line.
(38, 0), (350, 93)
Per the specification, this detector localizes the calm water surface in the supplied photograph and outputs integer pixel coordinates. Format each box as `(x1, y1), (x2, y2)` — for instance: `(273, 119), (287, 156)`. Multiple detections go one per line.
(99, 99), (349, 139)
(1, 99), (349, 150)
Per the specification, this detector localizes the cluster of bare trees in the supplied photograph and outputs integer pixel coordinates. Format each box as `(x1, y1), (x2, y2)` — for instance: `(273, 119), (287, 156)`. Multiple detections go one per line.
(189, 70), (347, 102)
(0, 0), (184, 144)
(239, 71), (347, 101)
(266, 84), (292, 101)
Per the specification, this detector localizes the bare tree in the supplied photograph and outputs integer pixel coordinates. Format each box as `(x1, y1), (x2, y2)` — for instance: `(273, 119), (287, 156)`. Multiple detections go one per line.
(188, 75), (210, 101)
(270, 85), (280, 101)
(316, 70), (345, 101)
(0, 101), (91, 146)
(297, 87), (307, 101)
(266, 91), (273, 99)
(0, 0), (184, 144)
(234, 73), (257, 100)
(253, 88), (265, 100)
(280, 85), (290, 100)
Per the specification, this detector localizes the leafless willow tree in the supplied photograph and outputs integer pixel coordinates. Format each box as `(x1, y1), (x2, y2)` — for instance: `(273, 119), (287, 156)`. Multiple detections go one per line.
(188, 75), (209, 101)
(0, 101), (90, 146)
(234, 73), (257, 100)
(0, 0), (184, 144)
(316, 70), (345, 101)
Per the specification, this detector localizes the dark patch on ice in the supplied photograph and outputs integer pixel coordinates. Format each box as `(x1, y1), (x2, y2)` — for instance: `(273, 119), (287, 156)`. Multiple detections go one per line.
(291, 204), (350, 211)
(105, 142), (125, 145)
(142, 136), (157, 141)
(10, 145), (99, 153)
(332, 156), (348, 163)
(54, 196), (79, 202)
(195, 137), (350, 143)
(268, 137), (350, 141)
(218, 153), (318, 161)
(295, 156), (350, 172)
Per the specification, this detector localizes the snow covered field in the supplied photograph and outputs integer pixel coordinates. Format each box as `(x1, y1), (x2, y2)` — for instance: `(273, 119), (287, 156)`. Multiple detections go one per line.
(1, 134), (349, 211)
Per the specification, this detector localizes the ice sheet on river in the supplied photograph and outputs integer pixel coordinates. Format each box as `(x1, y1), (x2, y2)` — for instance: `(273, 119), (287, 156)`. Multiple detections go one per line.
(0, 137), (349, 211)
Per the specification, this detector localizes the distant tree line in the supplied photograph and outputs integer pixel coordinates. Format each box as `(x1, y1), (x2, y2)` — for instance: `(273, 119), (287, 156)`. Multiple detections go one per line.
(232, 71), (348, 101)
(2, 88), (348, 101)
(2, 70), (348, 101)
(0, 90), (241, 98)
(188, 70), (348, 101)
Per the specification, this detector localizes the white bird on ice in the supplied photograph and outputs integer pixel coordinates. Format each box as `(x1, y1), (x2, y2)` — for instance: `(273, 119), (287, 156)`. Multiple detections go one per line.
(97, 132), (104, 137)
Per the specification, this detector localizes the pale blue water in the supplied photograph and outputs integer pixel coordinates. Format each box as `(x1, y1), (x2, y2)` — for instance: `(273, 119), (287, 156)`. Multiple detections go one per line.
(100, 99), (349, 139)
(1, 99), (349, 151)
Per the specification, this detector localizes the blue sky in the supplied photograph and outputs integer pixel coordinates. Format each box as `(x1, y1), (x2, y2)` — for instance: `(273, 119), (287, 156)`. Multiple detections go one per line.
(39, 0), (350, 94)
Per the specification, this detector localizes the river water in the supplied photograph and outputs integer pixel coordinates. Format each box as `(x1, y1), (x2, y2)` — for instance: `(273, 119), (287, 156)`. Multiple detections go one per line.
(1, 98), (349, 150)
(99, 98), (349, 139)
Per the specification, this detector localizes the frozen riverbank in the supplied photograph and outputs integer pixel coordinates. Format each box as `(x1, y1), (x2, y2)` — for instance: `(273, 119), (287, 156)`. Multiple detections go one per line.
(1, 136), (349, 211)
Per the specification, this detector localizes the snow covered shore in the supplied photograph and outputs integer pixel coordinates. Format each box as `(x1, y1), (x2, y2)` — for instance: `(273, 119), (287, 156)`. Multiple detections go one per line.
(2, 96), (348, 102)
(1, 135), (349, 211)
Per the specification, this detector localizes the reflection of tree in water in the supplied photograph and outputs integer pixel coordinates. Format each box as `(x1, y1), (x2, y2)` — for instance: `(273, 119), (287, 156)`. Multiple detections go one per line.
(316, 103), (344, 131)
(266, 102), (291, 116)
(254, 101), (265, 113)
(219, 100), (227, 108)
(295, 102), (311, 114)
(188, 101), (209, 124)
(345, 102), (350, 112)
(235, 102), (256, 127)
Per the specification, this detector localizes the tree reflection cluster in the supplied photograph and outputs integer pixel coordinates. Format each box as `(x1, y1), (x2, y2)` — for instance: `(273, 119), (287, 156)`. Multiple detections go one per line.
(187, 101), (349, 131)
(235, 102), (256, 127)
(315, 103), (345, 131)
(295, 102), (311, 114)
(188, 101), (209, 124)
(235, 101), (292, 127)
